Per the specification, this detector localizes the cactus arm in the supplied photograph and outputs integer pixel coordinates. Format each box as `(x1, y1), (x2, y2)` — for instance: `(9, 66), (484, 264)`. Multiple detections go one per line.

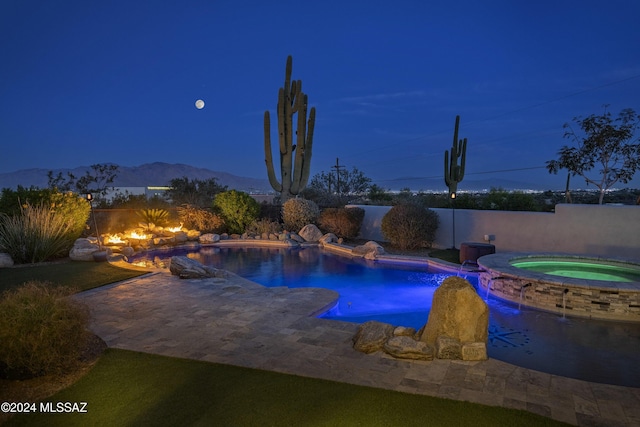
(298, 106), (315, 186)
(284, 55), (292, 103)
(264, 111), (282, 192)
(291, 93), (308, 193)
(457, 138), (467, 182)
(444, 150), (451, 186)
(279, 87), (291, 197)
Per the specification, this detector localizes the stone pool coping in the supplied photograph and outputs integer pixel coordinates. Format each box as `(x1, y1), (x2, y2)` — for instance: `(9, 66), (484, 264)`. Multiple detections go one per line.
(477, 252), (640, 322)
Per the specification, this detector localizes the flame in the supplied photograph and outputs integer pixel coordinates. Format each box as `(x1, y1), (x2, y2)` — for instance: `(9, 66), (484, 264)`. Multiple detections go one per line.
(129, 231), (149, 240)
(105, 234), (126, 244)
(167, 223), (183, 233)
(130, 261), (149, 267)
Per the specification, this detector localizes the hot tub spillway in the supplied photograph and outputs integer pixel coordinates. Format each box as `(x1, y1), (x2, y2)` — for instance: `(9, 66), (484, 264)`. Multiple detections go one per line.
(477, 253), (640, 322)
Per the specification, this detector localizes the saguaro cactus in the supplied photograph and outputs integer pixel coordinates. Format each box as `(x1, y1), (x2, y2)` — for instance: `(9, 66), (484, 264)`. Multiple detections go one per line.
(444, 115), (467, 196)
(264, 56), (316, 201)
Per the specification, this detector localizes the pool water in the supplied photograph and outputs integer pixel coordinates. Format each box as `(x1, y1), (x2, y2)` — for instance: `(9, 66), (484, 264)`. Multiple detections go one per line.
(511, 260), (640, 282)
(128, 246), (640, 387)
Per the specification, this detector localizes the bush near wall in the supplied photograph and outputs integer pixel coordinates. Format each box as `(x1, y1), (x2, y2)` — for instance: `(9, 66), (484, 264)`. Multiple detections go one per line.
(318, 207), (365, 239)
(281, 198), (320, 231)
(213, 190), (260, 234)
(381, 204), (439, 250)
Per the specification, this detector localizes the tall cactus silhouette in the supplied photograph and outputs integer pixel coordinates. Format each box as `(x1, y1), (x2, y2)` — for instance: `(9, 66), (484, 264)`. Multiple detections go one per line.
(264, 55), (316, 201)
(444, 115), (467, 196)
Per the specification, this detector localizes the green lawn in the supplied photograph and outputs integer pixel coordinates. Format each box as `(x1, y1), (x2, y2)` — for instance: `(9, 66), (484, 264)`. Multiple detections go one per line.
(0, 261), (148, 294)
(6, 349), (570, 427)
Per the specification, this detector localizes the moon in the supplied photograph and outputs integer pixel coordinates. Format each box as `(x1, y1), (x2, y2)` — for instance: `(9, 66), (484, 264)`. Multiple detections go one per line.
(195, 99), (205, 109)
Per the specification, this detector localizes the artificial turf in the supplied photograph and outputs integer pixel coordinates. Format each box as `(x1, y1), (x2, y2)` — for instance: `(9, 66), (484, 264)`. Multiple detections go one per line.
(6, 349), (570, 427)
(0, 260), (148, 294)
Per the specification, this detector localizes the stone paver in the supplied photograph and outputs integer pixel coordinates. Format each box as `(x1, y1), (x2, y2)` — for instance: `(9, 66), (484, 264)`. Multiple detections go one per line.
(75, 271), (640, 427)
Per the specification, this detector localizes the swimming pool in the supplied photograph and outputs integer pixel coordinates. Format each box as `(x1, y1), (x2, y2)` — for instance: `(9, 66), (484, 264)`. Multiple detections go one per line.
(128, 245), (640, 387)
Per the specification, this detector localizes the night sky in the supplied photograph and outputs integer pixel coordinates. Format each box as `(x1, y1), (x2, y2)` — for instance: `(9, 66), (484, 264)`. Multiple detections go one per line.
(1, 0), (639, 190)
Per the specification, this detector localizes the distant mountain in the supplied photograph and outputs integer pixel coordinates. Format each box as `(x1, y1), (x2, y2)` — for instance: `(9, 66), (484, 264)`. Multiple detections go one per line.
(0, 162), (273, 193)
(0, 163), (565, 194)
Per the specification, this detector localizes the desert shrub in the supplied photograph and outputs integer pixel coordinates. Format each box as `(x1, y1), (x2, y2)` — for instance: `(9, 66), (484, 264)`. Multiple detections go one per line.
(381, 204), (439, 250)
(0, 187), (90, 242)
(213, 190), (260, 234)
(0, 202), (81, 263)
(318, 207), (365, 239)
(281, 198), (320, 231)
(177, 204), (225, 233)
(246, 218), (282, 236)
(136, 208), (170, 226)
(0, 281), (90, 378)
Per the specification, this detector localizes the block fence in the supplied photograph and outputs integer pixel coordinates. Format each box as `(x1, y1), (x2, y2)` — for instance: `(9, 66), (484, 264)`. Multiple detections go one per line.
(348, 204), (640, 260)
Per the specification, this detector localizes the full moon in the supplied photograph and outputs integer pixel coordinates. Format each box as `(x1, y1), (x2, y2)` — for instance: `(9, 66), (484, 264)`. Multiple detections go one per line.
(195, 99), (205, 109)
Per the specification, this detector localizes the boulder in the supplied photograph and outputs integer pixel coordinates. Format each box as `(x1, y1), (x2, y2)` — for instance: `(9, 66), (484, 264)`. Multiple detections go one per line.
(199, 233), (220, 244)
(319, 233), (338, 245)
(121, 247), (135, 257)
(435, 336), (462, 360)
(353, 320), (394, 354)
(289, 233), (305, 243)
(174, 231), (188, 243)
(420, 276), (489, 346)
(169, 256), (227, 279)
(353, 241), (385, 258)
(186, 229), (201, 241)
(384, 336), (434, 361)
(0, 253), (14, 267)
(153, 236), (175, 246)
(461, 342), (487, 361)
(69, 238), (101, 261)
(393, 326), (416, 337)
(298, 224), (324, 242)
(92, 250), (111, 262)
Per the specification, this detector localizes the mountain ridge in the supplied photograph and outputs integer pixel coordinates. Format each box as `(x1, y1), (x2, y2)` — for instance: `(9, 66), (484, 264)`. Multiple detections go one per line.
(0, 162), (575, 193)
(0, 162), (273, 193)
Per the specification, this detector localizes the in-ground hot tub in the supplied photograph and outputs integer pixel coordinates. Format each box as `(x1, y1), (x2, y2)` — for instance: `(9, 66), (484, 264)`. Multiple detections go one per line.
(477, 253), (640, 321)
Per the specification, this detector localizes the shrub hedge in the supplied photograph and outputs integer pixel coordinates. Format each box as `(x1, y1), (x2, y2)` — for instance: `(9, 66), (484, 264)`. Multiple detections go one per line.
(0, 281), (90, 378)
(213, 190), (260, 234)
(318, 207), (365, 239)
(281, 198), (319, 232)
(381, 204), (439, 250)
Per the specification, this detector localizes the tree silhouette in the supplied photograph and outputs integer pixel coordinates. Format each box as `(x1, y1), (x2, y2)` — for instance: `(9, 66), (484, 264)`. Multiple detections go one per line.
(546, 107), (640, 204)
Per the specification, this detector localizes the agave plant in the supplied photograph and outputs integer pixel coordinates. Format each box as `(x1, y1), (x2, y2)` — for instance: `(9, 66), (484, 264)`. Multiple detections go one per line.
(135, 208), (169, 226)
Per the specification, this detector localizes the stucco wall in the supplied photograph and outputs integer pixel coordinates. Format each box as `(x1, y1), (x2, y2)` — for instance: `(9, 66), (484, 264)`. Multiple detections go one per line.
(348, 204), (640, 260)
